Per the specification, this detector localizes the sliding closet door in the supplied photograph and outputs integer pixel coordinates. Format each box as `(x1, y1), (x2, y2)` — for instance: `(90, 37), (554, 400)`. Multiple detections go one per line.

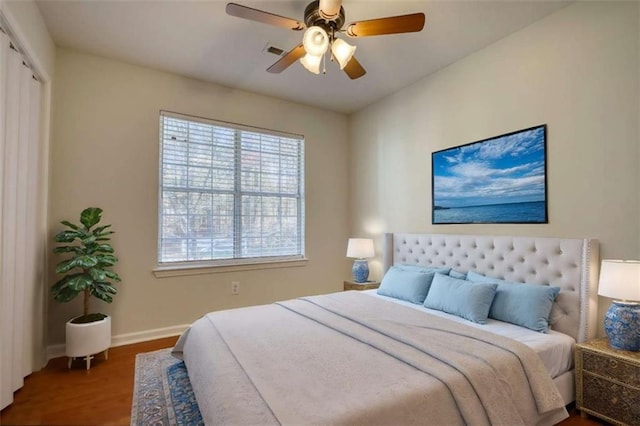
(0, 29), (44, 410)
(0, 28), (8, 413)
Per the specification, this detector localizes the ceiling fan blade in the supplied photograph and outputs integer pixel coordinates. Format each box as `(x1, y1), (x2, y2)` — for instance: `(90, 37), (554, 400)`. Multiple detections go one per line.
(226, 3), (304, 31)
(267, 44), (306, 73)
(345, 13), (425, 37)
(343, 56), (366, 80)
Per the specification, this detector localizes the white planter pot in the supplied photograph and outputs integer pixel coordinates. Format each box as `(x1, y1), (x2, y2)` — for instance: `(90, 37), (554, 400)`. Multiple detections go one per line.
(65, 315), (111, 370)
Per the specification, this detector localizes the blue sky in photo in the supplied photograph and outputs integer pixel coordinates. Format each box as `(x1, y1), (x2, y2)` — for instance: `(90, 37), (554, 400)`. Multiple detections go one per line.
(433, 126), (546, 208)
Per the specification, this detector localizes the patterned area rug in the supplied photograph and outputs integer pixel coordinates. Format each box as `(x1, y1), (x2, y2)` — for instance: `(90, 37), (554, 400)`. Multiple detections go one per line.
(131, 348), (203, 425)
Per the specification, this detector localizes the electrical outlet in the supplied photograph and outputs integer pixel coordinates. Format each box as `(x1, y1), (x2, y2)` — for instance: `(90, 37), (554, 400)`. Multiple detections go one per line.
(231, 281), (240, 295)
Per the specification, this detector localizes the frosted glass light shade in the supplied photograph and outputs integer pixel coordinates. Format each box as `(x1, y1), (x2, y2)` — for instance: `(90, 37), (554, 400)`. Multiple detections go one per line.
(300, 53), (322, 74)
(302, 26), (329, 57)
(331, 38), (356, 69)
(346, 238), (374, 259)
(598, 259), (640, 301)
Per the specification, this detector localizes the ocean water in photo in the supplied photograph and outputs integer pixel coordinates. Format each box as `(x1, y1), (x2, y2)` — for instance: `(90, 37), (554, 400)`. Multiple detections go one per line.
(433, 201), (546, 224)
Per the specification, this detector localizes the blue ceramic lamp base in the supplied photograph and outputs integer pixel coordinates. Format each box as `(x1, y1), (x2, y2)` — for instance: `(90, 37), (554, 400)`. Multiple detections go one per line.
(604, 301), (640, 351)
(352, 259), (370, 283)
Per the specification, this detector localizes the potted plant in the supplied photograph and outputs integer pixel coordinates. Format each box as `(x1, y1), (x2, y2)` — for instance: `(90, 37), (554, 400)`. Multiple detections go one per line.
(52, 207), (121, 370)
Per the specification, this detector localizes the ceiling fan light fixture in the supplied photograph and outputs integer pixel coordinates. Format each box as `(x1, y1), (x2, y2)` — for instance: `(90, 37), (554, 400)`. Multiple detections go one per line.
(300, 53), (323, 74)
(226, 1), (427, 80)
(331, 38), (356, 70)
(302, 26), (329, 56)
(318, 0), (342, 20)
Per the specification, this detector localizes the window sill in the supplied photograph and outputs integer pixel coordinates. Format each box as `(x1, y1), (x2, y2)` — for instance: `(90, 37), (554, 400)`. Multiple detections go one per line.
(152, 258), (308, 278)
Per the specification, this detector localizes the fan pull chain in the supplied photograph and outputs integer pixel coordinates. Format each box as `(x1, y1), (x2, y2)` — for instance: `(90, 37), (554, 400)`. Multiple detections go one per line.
(322, 50), (327, 75)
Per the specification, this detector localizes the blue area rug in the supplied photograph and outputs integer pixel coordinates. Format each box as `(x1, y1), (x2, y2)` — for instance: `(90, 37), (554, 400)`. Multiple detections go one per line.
(131, 348), (203, 425)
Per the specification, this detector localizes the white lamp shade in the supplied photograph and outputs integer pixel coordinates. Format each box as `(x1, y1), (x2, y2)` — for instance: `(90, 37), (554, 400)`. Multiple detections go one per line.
(331, 38), (356, 69)
(319, 0), (341, 19)
(300, 53), (322, 74)
(346, 238), (374, 259)
(302, 26), (329, 57)
(598, 259), (640, 301)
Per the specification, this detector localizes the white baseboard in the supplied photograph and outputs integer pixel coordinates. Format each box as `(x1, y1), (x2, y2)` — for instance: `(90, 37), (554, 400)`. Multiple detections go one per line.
(46, 324), (190, 362)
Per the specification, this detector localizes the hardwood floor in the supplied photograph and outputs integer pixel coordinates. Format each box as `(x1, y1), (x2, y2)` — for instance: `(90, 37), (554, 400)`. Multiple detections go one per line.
(0, 336), (178, 425)
(562, 408), (609, 426)
(1, 335), (606, 425)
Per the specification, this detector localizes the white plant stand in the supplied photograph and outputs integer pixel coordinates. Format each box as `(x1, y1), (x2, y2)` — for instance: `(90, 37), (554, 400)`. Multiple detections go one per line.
(66, 315), (111, 370)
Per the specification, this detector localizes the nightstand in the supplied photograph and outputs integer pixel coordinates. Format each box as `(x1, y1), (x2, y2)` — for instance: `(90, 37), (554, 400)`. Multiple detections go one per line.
(575, 337), (640, 425)
(343, 280), (380, 291)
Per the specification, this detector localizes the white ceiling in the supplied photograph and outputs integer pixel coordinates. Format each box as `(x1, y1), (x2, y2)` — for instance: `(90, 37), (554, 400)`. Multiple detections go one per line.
(35, 1), (569, 114)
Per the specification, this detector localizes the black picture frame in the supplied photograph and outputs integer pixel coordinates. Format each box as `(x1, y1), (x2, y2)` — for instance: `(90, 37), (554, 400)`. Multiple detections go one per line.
(432, 124), (548, 224)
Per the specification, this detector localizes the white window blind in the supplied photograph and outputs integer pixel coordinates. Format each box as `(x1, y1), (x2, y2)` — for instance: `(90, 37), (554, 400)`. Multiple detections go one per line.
(158, 111), (305, 266)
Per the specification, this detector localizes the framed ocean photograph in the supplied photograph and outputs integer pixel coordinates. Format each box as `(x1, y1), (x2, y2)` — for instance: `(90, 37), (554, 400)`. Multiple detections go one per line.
(432, 124), (548, 224)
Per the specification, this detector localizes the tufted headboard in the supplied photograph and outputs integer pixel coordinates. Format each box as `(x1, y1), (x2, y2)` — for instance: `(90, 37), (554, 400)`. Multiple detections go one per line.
(382, 233), (599, 342)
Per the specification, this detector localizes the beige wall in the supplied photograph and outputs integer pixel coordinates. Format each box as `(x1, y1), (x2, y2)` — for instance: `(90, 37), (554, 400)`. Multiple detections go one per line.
(349, 2), (639, 335)
(48, 49), (350, 345)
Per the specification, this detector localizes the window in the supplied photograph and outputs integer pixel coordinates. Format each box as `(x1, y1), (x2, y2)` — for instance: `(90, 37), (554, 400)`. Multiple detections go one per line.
(158, 111), (305, 268)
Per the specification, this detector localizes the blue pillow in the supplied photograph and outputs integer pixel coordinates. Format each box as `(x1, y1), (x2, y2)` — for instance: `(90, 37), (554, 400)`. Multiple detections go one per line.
(449, 269), (467, 280)
(466, 271), (560, 333)
(466, 271), (500, 284)
(423, 273), (497, 324)
(395, 264), (451, 275)
(377, 266), (448, 304)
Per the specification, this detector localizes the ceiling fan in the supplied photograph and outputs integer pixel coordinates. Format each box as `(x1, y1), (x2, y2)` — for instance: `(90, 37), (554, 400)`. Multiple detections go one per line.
(226, 0), (426, 80)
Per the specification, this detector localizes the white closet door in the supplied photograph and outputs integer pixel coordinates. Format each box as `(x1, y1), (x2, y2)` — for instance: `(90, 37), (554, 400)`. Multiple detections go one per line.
(0, 29), (44, 410)
(24, 73), (42, 374)
(2, 33), (24, 401)
(0, 29), (11, 412)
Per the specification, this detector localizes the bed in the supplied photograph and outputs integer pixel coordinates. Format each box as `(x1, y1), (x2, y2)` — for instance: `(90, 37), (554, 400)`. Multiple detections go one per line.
(172, 233), (599, 425)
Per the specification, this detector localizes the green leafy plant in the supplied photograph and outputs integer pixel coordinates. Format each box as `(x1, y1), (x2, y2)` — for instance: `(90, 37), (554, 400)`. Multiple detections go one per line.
(52, 207), (121, 323)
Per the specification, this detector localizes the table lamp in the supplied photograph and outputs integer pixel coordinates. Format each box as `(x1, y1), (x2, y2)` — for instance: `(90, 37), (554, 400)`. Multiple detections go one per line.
(598, 259), (640, 351)
(346, 238), (374, 283)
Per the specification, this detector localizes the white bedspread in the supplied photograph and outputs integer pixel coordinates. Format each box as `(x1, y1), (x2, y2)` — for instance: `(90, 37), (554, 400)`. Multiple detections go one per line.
(366, 290), (575, 379)
(174, 291), (569, 425)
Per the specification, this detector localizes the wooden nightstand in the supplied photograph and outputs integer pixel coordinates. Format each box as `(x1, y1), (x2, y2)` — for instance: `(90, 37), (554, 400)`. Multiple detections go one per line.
(575, 337), (640, 425)
(344, 280), (380, 291)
